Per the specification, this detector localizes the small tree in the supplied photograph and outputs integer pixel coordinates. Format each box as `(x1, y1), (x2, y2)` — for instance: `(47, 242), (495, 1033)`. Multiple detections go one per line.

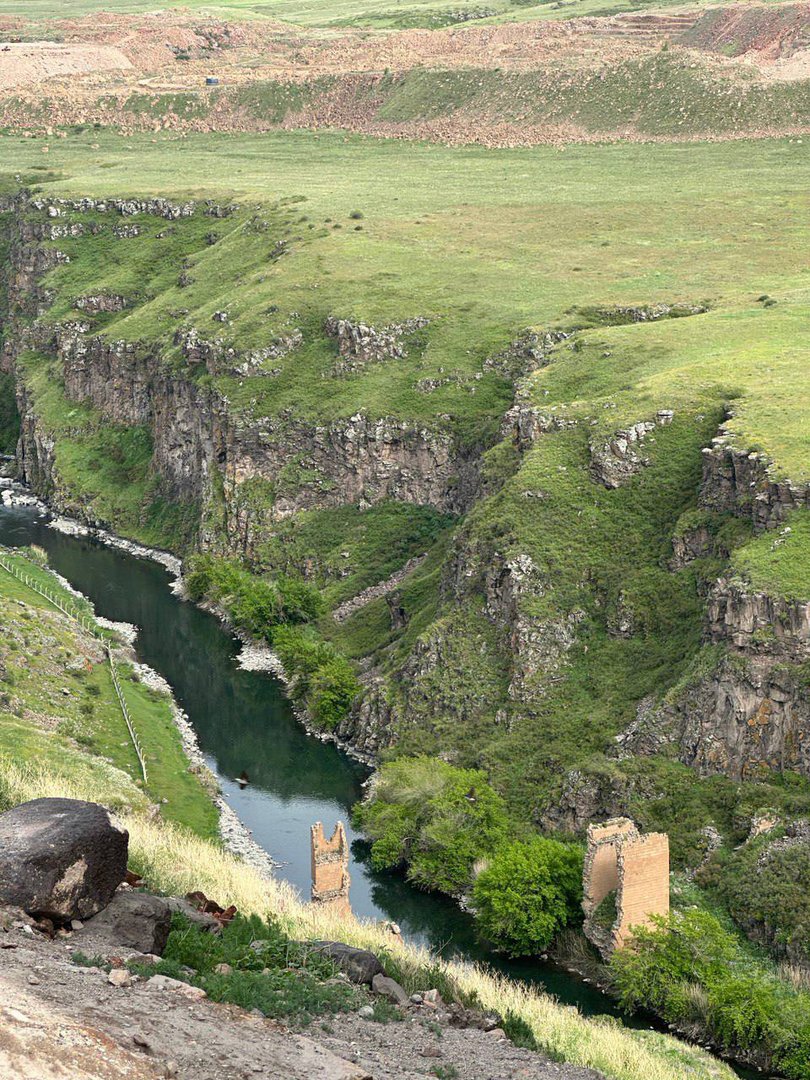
(353, 757), (510, 895)
(309, 656), (360, 730)
(473, 836), (584, 956)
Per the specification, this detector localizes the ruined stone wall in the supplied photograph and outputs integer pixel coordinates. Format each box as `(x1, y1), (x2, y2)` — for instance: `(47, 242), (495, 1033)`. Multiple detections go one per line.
(614, 831), (670, 948)
(582, 818), (669, 956)
(310, 821), (351, 917)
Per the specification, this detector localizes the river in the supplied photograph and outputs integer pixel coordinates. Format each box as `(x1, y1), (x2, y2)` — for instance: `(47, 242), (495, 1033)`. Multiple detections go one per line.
(0, 502), (758, 1075)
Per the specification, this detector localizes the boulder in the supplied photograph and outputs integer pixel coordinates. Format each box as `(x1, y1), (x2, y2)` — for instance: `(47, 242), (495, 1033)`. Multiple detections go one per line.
(72, 891), (172, 956)
(307, 941), (384, 985)
(144, 974), (207, 1001)
(0, 799), (128, 922)
(164, 896), (222, 934)
(371, 973), (409, 1006)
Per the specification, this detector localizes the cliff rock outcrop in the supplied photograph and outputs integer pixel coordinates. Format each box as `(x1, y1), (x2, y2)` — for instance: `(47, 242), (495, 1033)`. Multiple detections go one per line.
(618, 579), (810, 780)
(1, 198), (481, 561)
(700, 430), (810, 529)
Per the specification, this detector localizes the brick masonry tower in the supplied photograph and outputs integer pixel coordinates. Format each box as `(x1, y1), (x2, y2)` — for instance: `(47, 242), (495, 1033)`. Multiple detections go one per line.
(310, 820), (352, 917)
(582, 817), (669, 956)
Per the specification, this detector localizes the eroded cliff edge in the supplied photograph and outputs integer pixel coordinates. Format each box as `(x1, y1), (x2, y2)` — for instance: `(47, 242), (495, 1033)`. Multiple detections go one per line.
(1, 191), (809, 895)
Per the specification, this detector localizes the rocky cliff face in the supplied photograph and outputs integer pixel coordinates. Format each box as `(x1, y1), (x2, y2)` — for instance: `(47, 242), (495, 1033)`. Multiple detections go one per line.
(700, 429), (810, 529)
(617, 578), (810, 781)
(0, 197), (481, 559)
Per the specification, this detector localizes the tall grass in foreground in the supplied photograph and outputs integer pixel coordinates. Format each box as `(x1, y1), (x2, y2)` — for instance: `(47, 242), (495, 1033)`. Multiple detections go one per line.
(0, 758), (734, 1080)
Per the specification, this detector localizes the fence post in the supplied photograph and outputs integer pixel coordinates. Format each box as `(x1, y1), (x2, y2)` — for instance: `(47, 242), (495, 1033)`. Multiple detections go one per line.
(0, 547), (148, 785)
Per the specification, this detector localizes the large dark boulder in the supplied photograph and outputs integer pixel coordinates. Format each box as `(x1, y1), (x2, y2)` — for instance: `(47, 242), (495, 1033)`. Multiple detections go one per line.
(0, 798), (128, 921)
(72, 891), (172, 956)
(308, 941), (384, 984)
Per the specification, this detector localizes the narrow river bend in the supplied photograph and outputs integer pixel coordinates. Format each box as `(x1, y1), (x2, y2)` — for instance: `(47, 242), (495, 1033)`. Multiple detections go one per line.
(0, 503), (758, 1075)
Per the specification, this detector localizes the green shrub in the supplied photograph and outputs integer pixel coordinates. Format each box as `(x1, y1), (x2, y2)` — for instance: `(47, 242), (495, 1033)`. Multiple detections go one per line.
(472, 836), (584, 955)
(353, 756), (510, 894)
(706, 974), (779, 1050)
(702, 823), (810, 966)
(308, 656), (361, 730)
(128, 913), (359, 1024)
(277, 574), (326, 623)
(272, 625), (359, 731)
(184, 555), (323, 641)
(610, 909), (810, 1078)
(611, 910), (733, 1017)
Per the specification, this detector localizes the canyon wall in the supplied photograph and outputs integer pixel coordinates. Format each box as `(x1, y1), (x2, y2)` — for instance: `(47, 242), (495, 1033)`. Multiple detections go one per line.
(0, 196), (479, 562)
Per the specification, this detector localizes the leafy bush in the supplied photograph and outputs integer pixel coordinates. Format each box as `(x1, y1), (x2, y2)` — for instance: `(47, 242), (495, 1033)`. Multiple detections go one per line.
(472, 836), (583, 955)
(309, 656), (361, 730)
(277, 574), (326, 623)
(353, 756), (510, 894)
(700, 822), (810, 966)
(184, 555), (323, 641)
(610, 908), (810, 1077)
(272, 625), (360, 731)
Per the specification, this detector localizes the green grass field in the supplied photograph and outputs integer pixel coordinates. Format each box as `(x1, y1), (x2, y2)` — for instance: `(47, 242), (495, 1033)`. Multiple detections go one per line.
(3, 128), (807, 470)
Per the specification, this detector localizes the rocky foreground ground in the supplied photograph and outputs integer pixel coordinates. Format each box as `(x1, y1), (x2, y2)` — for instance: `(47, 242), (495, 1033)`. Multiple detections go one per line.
(0, 908), (603, 1080)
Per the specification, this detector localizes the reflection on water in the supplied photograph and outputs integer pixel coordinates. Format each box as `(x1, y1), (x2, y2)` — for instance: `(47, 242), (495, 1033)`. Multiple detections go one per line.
(0, 504), (762, 1068)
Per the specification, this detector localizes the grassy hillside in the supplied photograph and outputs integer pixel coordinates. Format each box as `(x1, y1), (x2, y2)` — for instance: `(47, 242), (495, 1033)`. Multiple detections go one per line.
(2, 130), (807, 455)
(0, 0), (802, 28)
(0, 547), (218, 836)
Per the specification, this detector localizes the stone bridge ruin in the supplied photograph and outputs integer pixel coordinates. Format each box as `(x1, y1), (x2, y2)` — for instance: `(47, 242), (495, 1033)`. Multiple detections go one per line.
(310, 820), (352, 917)
(582, 817), (669, 955)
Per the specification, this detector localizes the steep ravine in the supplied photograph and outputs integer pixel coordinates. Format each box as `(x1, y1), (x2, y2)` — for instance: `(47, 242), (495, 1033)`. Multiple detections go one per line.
(2, 190), (809, 840)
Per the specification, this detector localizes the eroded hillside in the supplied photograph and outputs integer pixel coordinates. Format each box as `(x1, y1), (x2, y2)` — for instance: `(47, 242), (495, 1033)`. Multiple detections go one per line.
(2, 6), (810, 145)
(0, 127), (808, 929)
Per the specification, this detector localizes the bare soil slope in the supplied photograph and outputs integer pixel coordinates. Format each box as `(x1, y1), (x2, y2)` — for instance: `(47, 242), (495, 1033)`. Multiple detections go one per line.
(0, 41), (132, 90)
(1, 6), (809, 145)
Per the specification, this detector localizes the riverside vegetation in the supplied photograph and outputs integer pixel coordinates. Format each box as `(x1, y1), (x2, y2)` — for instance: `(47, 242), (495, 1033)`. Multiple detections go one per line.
(0, 4), (809, 1073)
(0, 547), (736, 1080)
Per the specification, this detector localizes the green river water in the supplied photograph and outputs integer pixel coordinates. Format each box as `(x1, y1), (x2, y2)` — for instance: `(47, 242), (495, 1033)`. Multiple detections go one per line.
(0, 503), (757, 1077)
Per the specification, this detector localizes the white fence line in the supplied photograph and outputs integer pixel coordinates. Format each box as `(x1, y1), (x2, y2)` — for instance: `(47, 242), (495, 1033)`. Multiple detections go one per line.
(0, 548), (149, 784)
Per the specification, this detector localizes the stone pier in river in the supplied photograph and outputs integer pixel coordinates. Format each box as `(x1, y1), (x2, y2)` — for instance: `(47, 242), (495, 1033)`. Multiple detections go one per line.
(310, 820), (352, 917)
(582, 817), (669, 956)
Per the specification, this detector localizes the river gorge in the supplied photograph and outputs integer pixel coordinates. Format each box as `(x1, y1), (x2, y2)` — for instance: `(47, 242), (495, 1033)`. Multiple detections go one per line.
(0, 500), (643, 1019)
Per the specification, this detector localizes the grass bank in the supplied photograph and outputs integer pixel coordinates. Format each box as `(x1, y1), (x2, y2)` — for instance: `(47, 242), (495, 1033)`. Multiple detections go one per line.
(0, 755), (737, 1080)
(0, 547), (218, 836)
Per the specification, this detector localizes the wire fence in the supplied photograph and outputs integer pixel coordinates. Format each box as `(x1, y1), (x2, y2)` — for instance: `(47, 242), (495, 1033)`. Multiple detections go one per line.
(0, 547), (149, 784)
